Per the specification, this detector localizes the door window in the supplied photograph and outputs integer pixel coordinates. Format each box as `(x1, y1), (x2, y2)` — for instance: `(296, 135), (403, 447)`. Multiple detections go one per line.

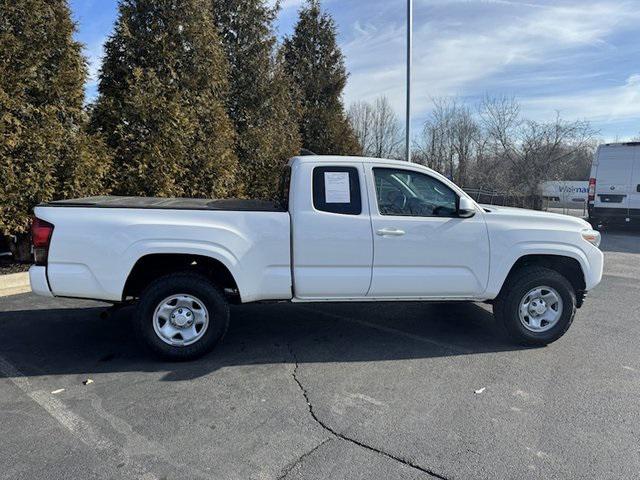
(373, 168), (457, 217)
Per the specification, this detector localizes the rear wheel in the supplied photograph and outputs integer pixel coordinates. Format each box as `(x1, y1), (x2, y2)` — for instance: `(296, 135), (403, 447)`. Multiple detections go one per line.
(494, 266), (576, 346)
(135, 272), (230, 360)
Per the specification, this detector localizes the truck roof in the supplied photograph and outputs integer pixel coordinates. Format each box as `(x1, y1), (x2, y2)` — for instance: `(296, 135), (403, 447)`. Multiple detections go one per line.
(290, 155), (416, 167)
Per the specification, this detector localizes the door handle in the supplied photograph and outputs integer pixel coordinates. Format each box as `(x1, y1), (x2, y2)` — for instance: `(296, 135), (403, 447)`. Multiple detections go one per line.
(376, 227), (406, 237)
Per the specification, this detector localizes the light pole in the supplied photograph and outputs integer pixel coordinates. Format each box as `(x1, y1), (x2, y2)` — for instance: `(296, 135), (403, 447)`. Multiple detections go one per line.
(405, 0), (413, 162)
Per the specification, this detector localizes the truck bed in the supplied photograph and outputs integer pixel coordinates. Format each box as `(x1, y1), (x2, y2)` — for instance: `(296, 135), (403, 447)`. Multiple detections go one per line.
(43, 196), (284, 212)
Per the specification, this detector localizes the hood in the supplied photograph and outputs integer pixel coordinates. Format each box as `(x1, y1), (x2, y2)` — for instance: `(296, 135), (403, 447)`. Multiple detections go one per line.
(480, 204), (591, 229)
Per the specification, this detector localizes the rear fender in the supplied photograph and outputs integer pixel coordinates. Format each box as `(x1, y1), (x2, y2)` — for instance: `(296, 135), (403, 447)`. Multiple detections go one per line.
(117, 240), (243, 301)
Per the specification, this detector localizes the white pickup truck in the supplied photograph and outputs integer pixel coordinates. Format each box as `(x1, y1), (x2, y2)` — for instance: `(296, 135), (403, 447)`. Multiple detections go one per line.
(30, 156), (603, 360)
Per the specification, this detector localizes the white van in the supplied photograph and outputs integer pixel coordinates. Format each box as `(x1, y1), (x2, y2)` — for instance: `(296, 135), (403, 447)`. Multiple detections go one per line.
(588, 142), (640, 226)
(541, 181), (588, 210)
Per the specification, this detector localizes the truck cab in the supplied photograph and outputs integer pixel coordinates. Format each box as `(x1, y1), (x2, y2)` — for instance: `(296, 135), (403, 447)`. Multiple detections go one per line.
(289, 156), (490, 300)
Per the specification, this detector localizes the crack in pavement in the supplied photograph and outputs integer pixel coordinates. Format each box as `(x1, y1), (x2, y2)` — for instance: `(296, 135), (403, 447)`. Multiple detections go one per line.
(286, 344), (448, 480)
(277, 438), (330, 480)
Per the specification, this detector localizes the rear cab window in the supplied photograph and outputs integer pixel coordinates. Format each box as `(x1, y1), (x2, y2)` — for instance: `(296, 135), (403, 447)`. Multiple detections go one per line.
(313, 166), (362, 215)
(312, 166), (362, 215)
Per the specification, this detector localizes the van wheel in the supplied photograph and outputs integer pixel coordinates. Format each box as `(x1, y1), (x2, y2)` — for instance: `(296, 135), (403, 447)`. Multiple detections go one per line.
(589, 218), (602, 230)
(135, 272), (230, 361)
(494, 267), (576, 346)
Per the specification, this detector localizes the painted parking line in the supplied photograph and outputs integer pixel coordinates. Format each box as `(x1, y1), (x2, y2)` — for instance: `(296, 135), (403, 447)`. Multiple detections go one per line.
(0, 355), (158, 480)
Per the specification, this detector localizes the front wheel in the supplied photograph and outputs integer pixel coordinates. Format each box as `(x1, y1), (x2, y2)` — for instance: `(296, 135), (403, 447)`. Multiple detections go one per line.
(494, 266), (577, 346)
(135, 272), (230, 360)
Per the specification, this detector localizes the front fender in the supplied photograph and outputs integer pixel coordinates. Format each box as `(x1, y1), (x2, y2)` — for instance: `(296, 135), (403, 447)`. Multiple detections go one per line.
(484, 241), (595, 298)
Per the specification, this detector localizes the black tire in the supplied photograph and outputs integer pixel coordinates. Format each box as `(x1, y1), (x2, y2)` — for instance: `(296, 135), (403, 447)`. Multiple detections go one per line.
(135, 272), (230, 361)
(493, 266), (576, 346)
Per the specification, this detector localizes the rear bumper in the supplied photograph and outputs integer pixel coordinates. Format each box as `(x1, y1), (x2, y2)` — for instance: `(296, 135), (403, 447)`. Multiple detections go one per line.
(29, 266), (53, 297)
(588, 206), (640, 224)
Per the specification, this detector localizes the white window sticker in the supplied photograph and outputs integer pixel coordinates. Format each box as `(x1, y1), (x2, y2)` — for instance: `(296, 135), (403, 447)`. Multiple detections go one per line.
(324, 172), (351, 203)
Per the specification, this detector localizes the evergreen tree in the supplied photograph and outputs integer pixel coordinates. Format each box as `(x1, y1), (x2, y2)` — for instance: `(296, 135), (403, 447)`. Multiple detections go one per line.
(92, 0), (238, 198)
(282, 0), (360, 156)
(211, 0), (301, 199)
(0, 0), (110, 260)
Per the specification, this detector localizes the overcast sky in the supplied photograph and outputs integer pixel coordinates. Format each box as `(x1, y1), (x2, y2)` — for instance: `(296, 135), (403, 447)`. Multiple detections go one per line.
(70, 0), (640, 141)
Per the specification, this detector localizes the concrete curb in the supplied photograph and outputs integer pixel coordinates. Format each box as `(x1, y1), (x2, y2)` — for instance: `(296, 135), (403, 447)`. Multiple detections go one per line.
(0, 272), (31, 297)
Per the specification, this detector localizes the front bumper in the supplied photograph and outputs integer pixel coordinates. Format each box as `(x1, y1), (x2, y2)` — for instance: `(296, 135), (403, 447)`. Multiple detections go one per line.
(29, 266), (53, 297)
(584, 244), (604, 291)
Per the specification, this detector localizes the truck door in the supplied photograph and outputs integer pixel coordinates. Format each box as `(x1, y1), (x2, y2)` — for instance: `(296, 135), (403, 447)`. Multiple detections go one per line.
(290, 162), (373, 299)
(366, 165), (489, 298)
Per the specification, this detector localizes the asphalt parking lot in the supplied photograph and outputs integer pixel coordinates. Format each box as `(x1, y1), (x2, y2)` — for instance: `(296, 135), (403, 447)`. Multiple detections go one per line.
(1, 230), (639, 480)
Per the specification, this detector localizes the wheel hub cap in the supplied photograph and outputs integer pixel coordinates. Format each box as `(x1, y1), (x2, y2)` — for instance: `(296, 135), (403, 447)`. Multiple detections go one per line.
(529, 299), (548, 316)
(518, 286), (563, 333)
(170, 307), (193, 328)
(153, 294), (210, 347)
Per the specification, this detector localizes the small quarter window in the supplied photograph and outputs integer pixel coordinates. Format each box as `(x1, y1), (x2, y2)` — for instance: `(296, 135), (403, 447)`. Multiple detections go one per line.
(313, 166), (362, 215)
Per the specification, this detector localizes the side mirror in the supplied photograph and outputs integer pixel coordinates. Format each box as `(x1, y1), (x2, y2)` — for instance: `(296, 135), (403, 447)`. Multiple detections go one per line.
(457, 196), (476, 218)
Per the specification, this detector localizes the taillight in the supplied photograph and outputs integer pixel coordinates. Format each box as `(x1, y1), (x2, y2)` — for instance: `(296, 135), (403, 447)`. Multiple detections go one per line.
(588, 178), (596, 203)
(31, 217), (54, 266)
